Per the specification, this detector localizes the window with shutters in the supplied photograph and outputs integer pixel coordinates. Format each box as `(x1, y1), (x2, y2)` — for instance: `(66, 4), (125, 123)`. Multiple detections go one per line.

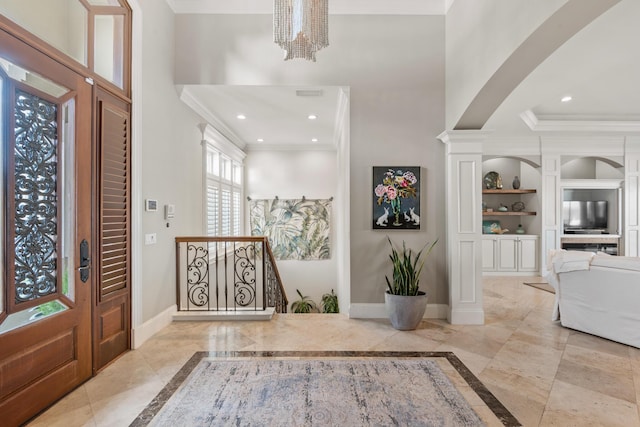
(205, 142), (243, 236)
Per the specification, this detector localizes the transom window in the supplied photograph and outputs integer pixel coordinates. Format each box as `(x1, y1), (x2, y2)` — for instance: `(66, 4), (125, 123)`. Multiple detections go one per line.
(0, 0), (131, 93)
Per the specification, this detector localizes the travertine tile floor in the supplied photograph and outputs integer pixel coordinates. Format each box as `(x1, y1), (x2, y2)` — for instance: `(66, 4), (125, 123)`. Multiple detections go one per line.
(29, 276), (640, 426)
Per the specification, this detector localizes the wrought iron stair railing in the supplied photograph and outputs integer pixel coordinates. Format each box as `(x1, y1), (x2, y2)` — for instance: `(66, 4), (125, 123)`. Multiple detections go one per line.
(175, 236), (288, 314)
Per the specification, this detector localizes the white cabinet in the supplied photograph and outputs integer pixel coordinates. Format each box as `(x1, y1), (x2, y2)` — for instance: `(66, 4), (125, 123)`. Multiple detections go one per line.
(518, 236), (539, 271)
(481, 238), (497, 270)
(482, 235), (539, 273)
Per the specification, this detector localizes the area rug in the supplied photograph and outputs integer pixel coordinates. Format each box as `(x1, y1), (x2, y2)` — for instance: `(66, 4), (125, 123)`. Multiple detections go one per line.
(130, 351), (521, 427)
(523, 281), (555, 293)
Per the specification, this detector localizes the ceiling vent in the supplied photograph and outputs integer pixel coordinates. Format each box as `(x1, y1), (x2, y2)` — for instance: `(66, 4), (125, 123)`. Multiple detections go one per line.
(296, 89), (324, 97)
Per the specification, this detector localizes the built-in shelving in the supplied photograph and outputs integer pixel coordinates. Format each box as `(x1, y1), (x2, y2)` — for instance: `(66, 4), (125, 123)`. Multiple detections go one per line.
(482, 189), (537, 194)
(483, 211), (536, 216)
(482, 188), (537, 216)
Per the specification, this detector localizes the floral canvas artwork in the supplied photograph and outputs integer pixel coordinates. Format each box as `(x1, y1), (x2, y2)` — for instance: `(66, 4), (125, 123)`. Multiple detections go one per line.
(373, 167), (421, 229)
(249, 198), (331, 260)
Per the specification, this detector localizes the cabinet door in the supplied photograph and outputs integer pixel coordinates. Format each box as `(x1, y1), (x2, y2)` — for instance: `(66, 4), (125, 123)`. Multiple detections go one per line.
(497, 237), (518, 271)
(481, 238), (497, 271)
(518, 237), (539, 272)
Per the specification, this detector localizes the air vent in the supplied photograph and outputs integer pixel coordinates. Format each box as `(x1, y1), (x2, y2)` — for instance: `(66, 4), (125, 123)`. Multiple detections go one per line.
(296, 89), (324, 97)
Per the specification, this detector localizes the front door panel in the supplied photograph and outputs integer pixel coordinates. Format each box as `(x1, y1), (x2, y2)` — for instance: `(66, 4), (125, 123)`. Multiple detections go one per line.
(0, 29), (92, 425)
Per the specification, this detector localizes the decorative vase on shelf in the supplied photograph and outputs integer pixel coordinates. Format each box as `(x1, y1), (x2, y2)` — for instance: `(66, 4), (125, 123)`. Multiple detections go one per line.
(516, 224), (525, 234)
(512, 176), (521, 190)
(496, 175), (503, 189)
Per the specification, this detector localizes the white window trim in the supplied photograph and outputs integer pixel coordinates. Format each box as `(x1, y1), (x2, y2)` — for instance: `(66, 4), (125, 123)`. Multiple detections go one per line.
(201, 125), (246, 237)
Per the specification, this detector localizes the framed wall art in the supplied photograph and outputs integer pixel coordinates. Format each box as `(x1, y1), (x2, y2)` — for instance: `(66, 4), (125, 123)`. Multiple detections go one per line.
(372, 166), (421, 230)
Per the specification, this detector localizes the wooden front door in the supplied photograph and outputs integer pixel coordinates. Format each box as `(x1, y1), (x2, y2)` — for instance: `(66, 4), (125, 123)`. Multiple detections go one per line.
(0, 29), (93, 425)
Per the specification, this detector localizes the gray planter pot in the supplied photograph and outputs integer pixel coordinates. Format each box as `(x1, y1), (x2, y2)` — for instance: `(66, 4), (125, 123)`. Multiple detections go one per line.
(384, 291), (428, 330)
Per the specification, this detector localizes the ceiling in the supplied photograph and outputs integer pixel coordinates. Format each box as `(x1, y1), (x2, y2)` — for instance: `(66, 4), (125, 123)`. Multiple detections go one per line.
(181, 85), (344, 150)
(171, 0), (640, 149)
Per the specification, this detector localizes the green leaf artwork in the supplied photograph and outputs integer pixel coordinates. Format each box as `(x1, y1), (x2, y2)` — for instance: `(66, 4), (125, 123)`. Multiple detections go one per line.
(250, 198), (332, 260)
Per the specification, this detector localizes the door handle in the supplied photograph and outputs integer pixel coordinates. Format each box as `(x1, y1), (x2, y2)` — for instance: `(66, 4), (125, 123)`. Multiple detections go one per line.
(79, 239), (90, 282)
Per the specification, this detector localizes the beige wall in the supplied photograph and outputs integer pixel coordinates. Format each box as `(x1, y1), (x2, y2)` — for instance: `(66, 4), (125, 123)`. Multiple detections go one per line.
(245, 150), (339, 306)
(137, 0), (206, 322)
(173, 14), (447, 306)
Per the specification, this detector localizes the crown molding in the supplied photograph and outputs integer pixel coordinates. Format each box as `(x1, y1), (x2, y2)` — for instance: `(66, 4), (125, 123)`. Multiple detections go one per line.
(201, 124), (247, 161)
(246, 143), (336, 152)
(520, 109), (640, 133)
(178, 86), (247, 150)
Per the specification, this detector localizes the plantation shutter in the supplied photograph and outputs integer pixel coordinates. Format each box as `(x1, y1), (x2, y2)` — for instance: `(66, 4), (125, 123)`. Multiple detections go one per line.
(221, 187), (231, 236)
(94, 87), (131, 370)
(232, 190), (241, 236)
(207, 183), (219, 236)
(100, 103), (129, 296)
(203, 142), (244, 237)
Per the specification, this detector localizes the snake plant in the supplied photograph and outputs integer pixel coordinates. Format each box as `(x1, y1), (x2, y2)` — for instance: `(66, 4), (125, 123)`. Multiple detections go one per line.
(385, 237), (437, 296)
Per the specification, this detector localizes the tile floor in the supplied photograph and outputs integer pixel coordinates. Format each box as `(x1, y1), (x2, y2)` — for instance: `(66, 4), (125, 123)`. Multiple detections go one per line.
(29, 276), (640, 427)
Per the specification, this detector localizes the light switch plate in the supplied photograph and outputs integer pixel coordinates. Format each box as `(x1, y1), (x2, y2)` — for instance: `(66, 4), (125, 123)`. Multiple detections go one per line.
(144, 233), (157, 245)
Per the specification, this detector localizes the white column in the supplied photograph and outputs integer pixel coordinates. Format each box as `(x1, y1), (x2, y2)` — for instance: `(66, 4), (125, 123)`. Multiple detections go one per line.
(540, 143), (562, 272)
(438, 131), (488, 325)
(625, 137), (640, 256)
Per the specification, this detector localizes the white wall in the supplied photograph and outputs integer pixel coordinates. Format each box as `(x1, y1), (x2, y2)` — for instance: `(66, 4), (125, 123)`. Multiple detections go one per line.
(445, 0), (567, 129)
(173, 14), (447, 307)
(137, 0), (206, 323)
(245, 150), (338, 307)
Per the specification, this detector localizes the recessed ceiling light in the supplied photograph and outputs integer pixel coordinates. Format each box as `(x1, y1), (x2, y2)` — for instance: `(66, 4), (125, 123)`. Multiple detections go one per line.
(561, 96), (572, 103)
(311, 138), (318, 142)
(237, 114), (246, 120)
(308, 114), (317, 120)
(257, 138), (264, 142)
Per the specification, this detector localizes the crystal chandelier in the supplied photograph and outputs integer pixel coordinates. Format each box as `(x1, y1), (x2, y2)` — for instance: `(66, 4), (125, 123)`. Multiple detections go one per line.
(274, 0), (329, 61)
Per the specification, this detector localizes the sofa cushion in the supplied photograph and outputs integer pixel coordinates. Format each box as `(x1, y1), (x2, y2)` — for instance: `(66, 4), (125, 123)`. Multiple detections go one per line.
(552, 250), (594, 273)
(590, 255), (640, 272)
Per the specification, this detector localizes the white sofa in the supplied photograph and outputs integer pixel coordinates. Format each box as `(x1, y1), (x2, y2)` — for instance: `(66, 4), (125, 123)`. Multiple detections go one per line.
(546, 250), (640, 348)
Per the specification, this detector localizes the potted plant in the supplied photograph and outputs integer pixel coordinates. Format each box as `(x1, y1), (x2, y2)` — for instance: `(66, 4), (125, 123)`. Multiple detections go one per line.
(384, 236), (437, 330)
(291, 289), (318, 313)
(321, 289), (339, 313)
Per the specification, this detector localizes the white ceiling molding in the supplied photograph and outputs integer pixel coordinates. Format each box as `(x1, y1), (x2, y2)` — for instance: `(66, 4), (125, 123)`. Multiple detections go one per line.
(178, 86), (247, 150)
(202, 124), (247, 161)
(521, 109), (640, 133)
(165, 0), (446, 15)
(245, 143), (337, 152)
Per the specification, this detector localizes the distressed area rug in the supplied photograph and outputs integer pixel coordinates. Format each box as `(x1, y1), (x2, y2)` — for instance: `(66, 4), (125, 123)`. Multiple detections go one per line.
(132, 351), (520, 427)
(523, 281), (555, 294)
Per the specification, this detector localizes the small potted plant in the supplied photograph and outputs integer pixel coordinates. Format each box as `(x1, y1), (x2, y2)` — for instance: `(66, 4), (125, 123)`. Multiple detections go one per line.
(384, 236), (437, 330)
(291, 289), (318, 313)
(321, 289), (339, 313)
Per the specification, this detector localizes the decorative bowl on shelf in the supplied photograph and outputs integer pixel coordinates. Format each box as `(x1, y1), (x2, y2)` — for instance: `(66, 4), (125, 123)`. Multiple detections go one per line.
(483, 171), (499, 189)
(512, 201), (525, 212)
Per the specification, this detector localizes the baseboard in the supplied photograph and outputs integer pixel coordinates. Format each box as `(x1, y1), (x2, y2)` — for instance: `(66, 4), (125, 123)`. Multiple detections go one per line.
(132, 304), (176, 349)
(349, 303), (448, 319)
(448, 308), (485, 325)
(482, 271), (541, 276)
